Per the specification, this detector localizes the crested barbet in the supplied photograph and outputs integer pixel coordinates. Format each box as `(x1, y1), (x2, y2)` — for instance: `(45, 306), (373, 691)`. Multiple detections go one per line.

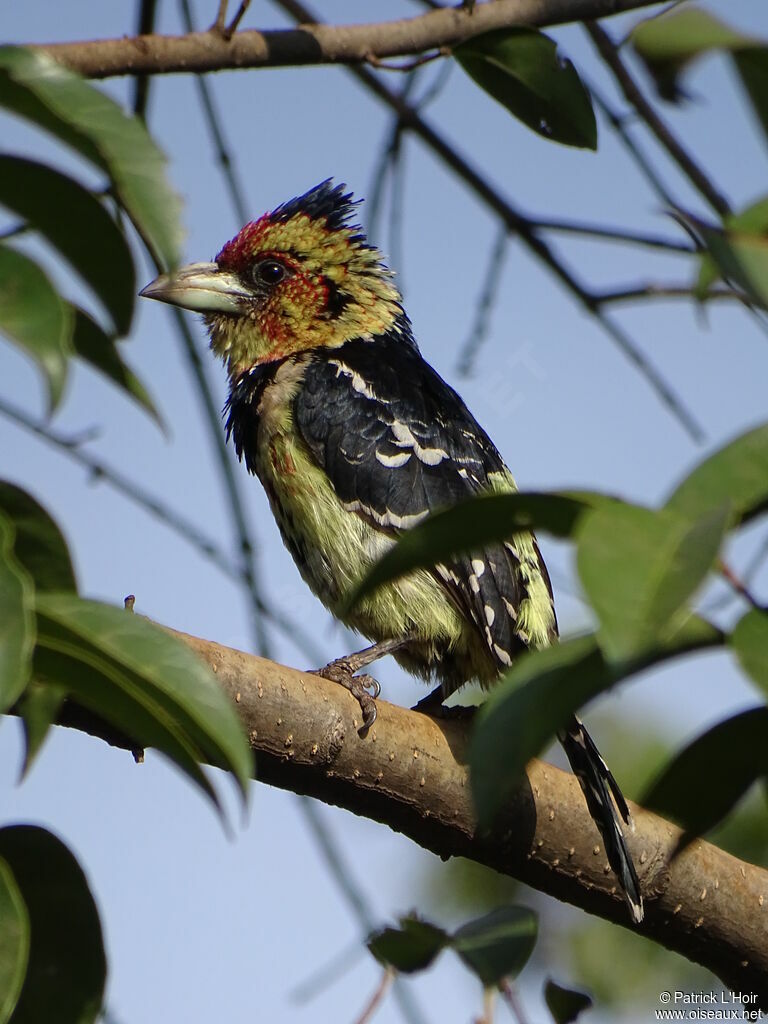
(141, 180), (643, 923)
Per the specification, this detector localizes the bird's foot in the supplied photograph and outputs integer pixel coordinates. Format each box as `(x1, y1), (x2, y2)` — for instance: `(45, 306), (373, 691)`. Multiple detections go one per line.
(411, 686), (476, 721)
(312, 657), (380, 735)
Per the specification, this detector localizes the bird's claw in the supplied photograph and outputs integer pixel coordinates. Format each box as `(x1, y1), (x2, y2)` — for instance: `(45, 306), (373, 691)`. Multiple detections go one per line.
(311, 660), (380, 735)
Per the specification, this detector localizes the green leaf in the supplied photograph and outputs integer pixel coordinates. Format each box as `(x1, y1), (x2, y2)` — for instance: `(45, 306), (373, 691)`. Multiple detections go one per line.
(0, 825), (105, 1024)
(730, 608), (768, 697)
(0, 482), (76, 592)
(344, 491), (598, 613)
(693, 197), (768, 302)
(17, 680), (67, 777)
(0, 856), (29, 1024)
(0, 47), (183, 269)
(630, 9), (757, 101)
(0, 244), (71, 411)
(694, 222), (768, 310)
(577, 503), (729, 663)
(666, 421), (768, 528)
(34, 594), (252, 808)
(454, 29), (596, 149)
(470, 617), (721, 827)
(0, 155), (135, 334)
(643, 708), (768, 836)
(451, 906), (537, 987)
(71, 307), (160, 424)
(735, 48), (768, 147)
(368, 915), (449, 973)
(544, 978), (592, 1024)
(0, 512), (35, 713)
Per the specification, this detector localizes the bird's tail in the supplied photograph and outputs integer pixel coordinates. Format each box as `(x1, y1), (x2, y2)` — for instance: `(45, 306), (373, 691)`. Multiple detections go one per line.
(558, 715), (644, 923)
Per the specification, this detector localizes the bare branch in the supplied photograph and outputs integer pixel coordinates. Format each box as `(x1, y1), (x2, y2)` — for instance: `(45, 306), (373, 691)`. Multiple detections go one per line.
(585, 22), (731, 219)
(595, 283), (746, 305)
(54, 627), (768, 1001)
(35, 0), (662, 80)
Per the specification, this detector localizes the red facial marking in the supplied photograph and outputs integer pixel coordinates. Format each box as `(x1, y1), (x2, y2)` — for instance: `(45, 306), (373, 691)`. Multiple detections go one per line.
(216, 215), (275, 271)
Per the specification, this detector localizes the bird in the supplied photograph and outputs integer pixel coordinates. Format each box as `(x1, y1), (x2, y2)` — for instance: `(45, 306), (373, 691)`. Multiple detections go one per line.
(140, 179), (643, 923)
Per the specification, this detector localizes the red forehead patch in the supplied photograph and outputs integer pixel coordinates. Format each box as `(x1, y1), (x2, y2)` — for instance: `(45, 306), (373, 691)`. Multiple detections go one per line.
(216, 215), (274, 270)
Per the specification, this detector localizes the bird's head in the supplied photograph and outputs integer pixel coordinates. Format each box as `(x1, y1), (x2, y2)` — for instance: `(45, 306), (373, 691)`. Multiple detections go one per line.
(140, 180), (404, 377)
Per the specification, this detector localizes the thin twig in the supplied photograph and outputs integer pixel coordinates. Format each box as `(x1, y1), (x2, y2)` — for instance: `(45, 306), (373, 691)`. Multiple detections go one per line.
(499, 981), (529, 1024)
(212, 0), (229, 33)
(719, 559), (762, 610)
(275, 0), (705, 442)
(167, 305), (272, 657)
(352, 968), (395, 1024)
(0, 220), (30, 242)
(536, 219), (693, 253)
(585, 22), (731, 218)
(131, 0), (159, 119)
(225, 0), (252, 39)
(587, 80), (677, 208)
(300, 800), (429, 1024)
(595, 283), (746, 306)
(457, 224), (510, 376)
(179, 0), (251, 224)
(368, 49), (448, 73)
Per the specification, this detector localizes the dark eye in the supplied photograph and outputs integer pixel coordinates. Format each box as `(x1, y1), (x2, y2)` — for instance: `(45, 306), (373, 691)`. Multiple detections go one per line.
(253, 259), (286, 285)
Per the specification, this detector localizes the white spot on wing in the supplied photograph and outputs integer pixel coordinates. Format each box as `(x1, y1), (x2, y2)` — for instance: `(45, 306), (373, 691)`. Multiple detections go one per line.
(328, 360), (380, 401)
(503, 598), (517, 619)
(389, 419), (447, 465)
(484, 604), (495, 627)
(471, 559), (485, 577)
(469, 574), (480, 594)
(494, 644), (512, 666)
(344, 499), (428, 530)
(376, 449), (411, 468)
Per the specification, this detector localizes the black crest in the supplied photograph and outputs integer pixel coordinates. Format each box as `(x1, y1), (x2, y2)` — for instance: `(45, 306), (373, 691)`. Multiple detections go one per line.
(271, 179), (363, 236)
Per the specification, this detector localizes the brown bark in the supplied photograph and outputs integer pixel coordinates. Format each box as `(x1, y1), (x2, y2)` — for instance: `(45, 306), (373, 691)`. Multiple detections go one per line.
(34, 0), (662, 80)
(60, 627), (768, 1002)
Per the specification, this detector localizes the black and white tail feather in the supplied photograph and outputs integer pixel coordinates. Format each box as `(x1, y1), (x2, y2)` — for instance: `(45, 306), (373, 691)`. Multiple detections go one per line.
(559, 715), (644, 923)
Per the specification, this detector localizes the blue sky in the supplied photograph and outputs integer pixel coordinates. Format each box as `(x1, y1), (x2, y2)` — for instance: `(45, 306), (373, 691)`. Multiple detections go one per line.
(2, 2), (768, 1021)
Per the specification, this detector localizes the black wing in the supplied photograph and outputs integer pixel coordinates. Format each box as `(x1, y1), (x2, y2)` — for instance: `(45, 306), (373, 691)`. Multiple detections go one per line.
(294, 331), (554, 666)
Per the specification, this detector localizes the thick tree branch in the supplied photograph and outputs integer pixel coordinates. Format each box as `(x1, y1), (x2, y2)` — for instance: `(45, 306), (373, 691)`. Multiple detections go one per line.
(56, 627), (768, 1002)
(34, 0), (662, 79)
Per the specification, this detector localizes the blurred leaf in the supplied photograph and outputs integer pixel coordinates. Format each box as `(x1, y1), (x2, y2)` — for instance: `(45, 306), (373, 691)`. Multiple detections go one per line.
(0, 155), (134, 334)
(34, 594), (252, 807)
(0, 856), (29, 1024)
(454, 29), (596, 149)
(0, 47), (183, 269)
(666, 421), (768, 528)
(470, 617), (721, 827)
(345, 492), (599, 612)
(0, 825), (104, 1024)
(694, 223), (768, 310)
(368, 915), (448, 973)
(71, 307), (160, 424)
(693, 197), (768, 302)
(544, 978), (592, 1023)
(0, 482), (76, 592)
(630, 9), (756, 101)
(0, 512), (35, 713)
(577, 503), (728, 663)
(452, 906), (537, 987)
(735, 48), (768, 146)
(730, 608), (768, 697)
(17, 680), (67, 776)
(643, 707), (768, 835)
(0, 244), (71, 411)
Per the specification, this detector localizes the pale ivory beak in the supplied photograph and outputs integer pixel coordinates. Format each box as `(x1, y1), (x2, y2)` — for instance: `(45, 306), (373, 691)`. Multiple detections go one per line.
(140, 262), (252, 315)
